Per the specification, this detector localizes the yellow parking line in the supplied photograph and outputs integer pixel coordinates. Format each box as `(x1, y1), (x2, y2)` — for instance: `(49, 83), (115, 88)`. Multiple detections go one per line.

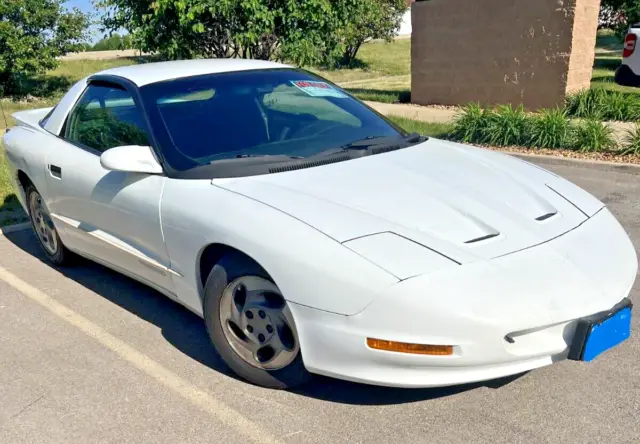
(0, 267), (282, 444)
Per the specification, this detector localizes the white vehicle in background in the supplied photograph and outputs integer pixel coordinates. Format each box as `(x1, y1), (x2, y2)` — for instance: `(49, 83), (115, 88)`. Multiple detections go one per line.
(1, 59), (637, 390)
(615, 23), (640, 87)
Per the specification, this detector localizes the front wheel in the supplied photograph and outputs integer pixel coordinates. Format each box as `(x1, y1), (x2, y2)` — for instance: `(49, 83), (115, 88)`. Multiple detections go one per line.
(203, 253), (311, 389)
(26, 185), (72, 266)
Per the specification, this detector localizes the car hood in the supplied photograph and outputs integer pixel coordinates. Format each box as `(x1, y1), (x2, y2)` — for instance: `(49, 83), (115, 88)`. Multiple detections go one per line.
(213, 139), (604, 264)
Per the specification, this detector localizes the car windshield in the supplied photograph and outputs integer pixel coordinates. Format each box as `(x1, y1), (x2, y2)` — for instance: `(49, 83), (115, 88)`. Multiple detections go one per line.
(140, 68), (406, 172)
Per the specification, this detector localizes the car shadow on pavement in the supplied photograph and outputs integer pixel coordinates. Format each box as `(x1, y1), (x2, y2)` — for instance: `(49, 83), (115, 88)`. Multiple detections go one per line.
(5, 229), (526, 406)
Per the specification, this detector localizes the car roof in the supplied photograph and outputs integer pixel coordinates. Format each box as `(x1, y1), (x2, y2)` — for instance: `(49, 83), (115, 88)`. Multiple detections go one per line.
(96, 59), (291, 87)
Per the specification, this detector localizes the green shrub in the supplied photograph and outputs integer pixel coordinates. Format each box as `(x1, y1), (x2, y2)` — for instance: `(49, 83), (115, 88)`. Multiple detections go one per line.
(621, 124), (640, 155)
(600, 91), (640, 121)
(565, 87), (640, 122)
(0, 0), (89, 95)
(452, 102), (623, 153)
(570, 120), (616, 153)
(453, 103), (490, 143)
(482, 104), (529, 147)
(565, 88), (608, 119)
(528, 108), (571, 149)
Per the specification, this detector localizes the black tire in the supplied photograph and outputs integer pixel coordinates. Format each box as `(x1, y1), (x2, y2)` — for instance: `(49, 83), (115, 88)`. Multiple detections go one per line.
(25, 184), (73, 266)
(203, 252), (311, 389)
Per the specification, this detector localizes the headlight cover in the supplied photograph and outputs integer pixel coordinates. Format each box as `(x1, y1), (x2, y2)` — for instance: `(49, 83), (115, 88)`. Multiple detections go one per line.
(343, 232), (458, 280)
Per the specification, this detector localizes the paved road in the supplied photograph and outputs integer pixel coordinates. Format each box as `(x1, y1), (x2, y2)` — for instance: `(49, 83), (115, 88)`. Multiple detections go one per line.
(1, 160), (639, 444)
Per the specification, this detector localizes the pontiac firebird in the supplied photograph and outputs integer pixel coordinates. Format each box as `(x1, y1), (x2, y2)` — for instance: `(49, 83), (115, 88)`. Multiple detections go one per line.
(2, 59), (636, 389)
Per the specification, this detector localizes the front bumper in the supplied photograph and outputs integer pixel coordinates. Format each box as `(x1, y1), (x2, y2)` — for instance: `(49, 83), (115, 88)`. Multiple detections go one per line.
(292, 208), (637, 387)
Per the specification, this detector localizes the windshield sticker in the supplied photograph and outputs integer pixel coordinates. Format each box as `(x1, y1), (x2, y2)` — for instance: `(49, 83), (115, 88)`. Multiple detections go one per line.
(291, 80), (348, 98)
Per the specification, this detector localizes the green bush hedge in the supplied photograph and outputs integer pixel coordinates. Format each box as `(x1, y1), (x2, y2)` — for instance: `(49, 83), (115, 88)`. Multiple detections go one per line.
(451, 103), (632, 153)
(565, 87), (640, 122)
(622, 125), (640, 155)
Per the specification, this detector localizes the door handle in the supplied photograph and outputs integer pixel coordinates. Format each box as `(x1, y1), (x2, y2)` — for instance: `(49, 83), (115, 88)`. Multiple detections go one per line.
(49, 164), (62, 179)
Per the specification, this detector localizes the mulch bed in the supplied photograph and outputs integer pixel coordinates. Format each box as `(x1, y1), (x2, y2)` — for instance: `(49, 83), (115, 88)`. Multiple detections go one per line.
(483, 145), (640, 165)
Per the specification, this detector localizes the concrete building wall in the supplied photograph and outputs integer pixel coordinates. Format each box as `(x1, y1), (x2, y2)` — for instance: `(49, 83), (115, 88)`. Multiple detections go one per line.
(411, 0), (601, 109)
(566, 0), (602, 93)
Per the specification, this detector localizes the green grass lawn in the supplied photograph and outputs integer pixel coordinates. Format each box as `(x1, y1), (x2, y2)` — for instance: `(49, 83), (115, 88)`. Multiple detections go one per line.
(388, 116), (453, 138)
(311, 39), (411, 103)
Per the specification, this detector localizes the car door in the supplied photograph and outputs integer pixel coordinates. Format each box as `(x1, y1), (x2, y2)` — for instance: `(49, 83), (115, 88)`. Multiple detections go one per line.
(43, 80), (175, 294)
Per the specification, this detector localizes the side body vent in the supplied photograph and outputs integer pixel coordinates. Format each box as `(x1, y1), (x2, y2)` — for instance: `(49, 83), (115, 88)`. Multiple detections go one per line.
(269, 155), (351, 174)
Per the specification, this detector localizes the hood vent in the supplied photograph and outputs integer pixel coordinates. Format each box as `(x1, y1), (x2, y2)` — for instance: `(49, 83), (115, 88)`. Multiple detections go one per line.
(464, 233), (500, 244)
(535, 211), (557, 222)
(269, 155), (351, 174)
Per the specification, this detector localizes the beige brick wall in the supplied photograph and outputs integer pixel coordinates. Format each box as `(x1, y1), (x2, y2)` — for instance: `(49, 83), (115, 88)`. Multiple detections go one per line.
(411, 0), (601, 109)
(566, 0), (601, 93)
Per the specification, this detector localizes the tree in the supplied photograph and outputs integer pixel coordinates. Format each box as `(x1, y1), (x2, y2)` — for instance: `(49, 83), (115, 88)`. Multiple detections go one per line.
(97, 0), (344, 65)
(600, 0), (640, 39)
(92, 33), (134, 51)
(98, 0), (410, 67)
(0, 0), (89, 95)
(334, 0), (409, 67)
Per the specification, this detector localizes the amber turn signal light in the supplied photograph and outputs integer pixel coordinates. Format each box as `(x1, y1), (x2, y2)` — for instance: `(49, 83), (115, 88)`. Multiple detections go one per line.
(366, 338), (453, 356)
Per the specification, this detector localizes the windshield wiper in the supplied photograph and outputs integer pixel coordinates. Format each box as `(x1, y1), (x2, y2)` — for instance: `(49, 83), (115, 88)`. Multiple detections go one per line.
(235, 154), (303, 159)
(311, 132), (426, 159)
(341, 132), (424, 150)
(208, 154), (300, 164)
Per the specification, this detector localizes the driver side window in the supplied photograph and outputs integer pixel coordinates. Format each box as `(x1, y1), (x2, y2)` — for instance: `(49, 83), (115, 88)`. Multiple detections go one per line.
(65, 83), (150, 153)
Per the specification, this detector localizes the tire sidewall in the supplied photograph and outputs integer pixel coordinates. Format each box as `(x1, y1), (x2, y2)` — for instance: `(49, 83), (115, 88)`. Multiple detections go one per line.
(203, 253), (310, 389)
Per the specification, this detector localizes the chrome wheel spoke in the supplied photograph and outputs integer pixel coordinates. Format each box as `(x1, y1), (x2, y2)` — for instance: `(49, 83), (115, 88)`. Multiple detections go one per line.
(261, 325), (297, 369)
(219, 276), (298, 370)
(220, 281), (248, 326)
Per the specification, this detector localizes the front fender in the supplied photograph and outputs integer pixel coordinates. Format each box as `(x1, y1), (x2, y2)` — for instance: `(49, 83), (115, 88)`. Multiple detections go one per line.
(160, 178), (398, 316)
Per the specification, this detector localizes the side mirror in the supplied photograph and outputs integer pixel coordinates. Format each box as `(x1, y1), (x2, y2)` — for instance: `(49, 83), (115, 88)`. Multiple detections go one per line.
(100, 145), (163, 174)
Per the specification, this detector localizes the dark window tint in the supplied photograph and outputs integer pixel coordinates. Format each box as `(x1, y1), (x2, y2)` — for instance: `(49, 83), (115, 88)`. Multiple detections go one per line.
(65, 84), (149, 152)
(39, 106), (56, 128)
(141, 69), (404, 172)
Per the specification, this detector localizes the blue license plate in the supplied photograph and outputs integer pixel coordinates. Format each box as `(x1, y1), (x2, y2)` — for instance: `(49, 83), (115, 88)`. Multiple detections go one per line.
(582, 306), (632, 362)
(568, 299), (633, 362)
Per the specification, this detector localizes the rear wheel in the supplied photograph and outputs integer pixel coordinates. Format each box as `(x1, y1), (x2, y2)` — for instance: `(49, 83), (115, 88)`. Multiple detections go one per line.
(26, 185), (72, 266)
(203, 253), (311, 389)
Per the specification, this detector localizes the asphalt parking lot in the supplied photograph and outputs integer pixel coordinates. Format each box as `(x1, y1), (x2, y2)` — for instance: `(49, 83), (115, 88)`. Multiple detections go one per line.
(1, 158), (639, 444)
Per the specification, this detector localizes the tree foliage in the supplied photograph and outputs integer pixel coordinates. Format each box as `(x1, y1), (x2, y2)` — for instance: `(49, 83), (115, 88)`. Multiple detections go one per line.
(92, 33), (134, 51)
(0, 0), (89, 94)
(97, 0), (408, 67)
(600, 0), (640, 39)
(335, 0), (408, 66)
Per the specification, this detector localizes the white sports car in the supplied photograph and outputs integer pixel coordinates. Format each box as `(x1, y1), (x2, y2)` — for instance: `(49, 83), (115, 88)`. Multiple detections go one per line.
(2, 60), (637, 389)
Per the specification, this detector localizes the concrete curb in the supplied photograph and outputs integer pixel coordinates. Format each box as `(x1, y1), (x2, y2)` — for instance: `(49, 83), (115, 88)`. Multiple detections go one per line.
(0, 222), (30, 236)
(510, 152), (640, 173)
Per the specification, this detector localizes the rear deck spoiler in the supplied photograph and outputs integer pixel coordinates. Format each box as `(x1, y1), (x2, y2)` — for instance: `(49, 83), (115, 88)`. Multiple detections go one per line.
(10, 107), (53, 132)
